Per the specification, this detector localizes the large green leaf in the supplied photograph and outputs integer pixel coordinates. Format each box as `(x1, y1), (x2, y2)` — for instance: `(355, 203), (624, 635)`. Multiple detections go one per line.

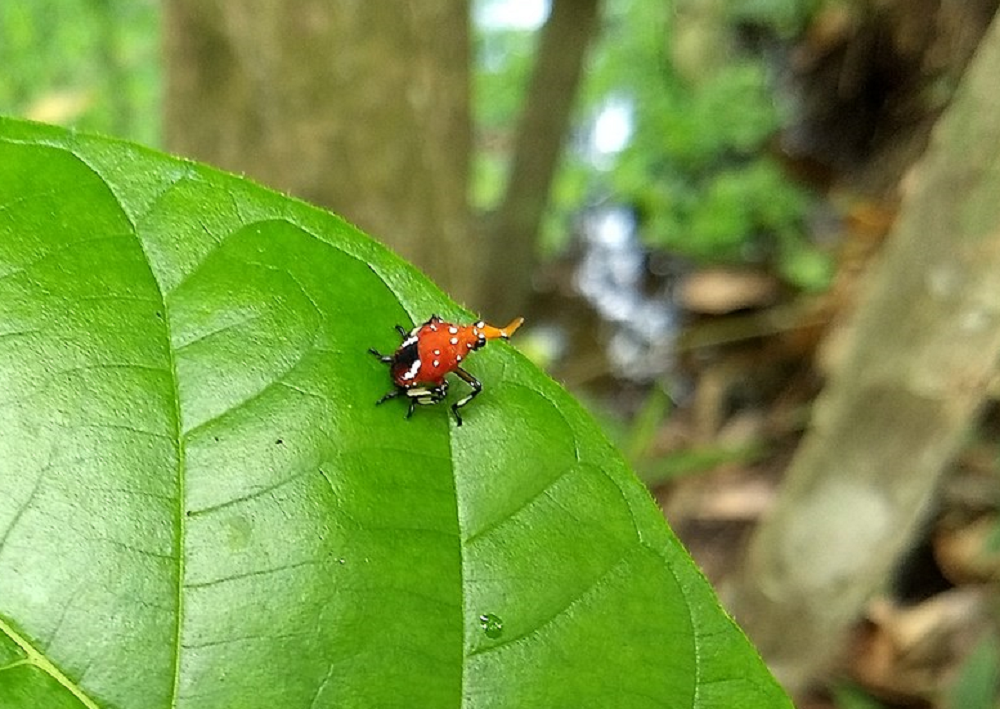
(0, 117), (789, 708)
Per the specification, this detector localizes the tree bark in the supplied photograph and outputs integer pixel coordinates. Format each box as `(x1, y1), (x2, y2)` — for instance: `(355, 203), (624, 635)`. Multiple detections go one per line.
(163, 0), (476, 304)
(482, 0), (601, 320)
(731, 14), (1000, 694)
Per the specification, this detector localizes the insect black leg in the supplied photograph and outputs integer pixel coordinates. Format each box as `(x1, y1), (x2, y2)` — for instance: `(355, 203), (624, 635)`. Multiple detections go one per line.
(376, 388), (401, 406)
(406, 397), (418, 419)
(369, 348), (393, 364)
(451, 368), (483, 426)
(395, 325), (408, 338)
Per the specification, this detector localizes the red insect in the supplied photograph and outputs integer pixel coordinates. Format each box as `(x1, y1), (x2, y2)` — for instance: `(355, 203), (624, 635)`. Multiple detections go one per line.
(369, 314), (524, 426)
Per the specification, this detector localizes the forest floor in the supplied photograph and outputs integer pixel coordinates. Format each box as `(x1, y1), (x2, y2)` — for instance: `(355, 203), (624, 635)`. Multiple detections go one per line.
(546, 186), (1000, 709)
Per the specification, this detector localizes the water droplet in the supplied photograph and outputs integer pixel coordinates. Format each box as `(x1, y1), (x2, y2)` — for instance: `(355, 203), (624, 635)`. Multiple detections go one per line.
(479, 613), (503, 639)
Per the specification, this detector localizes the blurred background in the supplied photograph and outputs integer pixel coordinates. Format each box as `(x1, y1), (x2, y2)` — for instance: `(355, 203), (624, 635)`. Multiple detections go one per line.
(5, 0), (1000, 706)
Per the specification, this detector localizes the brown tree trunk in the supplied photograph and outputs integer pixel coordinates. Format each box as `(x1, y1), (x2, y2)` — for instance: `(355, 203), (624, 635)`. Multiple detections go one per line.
(482, 0), (601, 320)
(730, 14), (1000, 695)
(163, 0), (476, 304)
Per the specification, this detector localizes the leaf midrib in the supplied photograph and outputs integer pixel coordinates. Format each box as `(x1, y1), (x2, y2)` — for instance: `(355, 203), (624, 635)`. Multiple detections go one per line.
(131, 229), (187, 709)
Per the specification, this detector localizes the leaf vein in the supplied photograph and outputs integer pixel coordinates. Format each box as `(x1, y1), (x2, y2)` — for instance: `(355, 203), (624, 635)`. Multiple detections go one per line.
(172, 313), (264, 352)
(184, 468), (311, 518)
(0, 471), (44, 558)
(0, 616), (101, 709)
(466, 553), (633, 659)
(463, 466), (574, 546)
(184, 558), (322, 591)
(157, 285), (187, 709)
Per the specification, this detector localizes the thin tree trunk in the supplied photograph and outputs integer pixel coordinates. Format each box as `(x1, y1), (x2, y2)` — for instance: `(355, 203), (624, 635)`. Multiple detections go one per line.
(731, 14), (1000, 694)
(482, 0), (601, 319)
(163, 0), (475, 304)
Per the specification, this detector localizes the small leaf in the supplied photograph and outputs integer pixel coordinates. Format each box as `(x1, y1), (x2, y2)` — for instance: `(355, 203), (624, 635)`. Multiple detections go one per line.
(0, 117), (790, 708)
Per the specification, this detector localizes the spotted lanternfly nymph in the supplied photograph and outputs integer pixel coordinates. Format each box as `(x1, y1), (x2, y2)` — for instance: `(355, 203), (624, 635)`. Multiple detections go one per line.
(369, 315), (524, 426)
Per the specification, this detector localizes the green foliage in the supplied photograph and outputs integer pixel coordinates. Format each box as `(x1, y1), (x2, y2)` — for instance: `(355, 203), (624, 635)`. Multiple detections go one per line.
(946, 632), (1000, 709)
(0, 118), (791, 708)
(593, 385), (770, 487)
(831, 683), (890, 709)
(5, 0), (832, 289)
(474, 22), (537, 137)
(471, 0), (832, 288)
(725, 0), (823, 38)
(0, 0), (159, 144)
(588, 0), (830, 288)
(471, 8), (539, 213)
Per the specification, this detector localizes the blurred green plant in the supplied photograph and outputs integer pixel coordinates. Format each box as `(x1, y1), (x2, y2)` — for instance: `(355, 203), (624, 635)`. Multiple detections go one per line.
(831, 682), (890, 709)
(592, 0), (830, 290)
(0, 0), (159, 144)
(946, 632), (1000, 709)
(474, 0), (832, 290)
(471, 8), (537, 214)
(6, 0), (832, 289)
(588, 383), (771, 487)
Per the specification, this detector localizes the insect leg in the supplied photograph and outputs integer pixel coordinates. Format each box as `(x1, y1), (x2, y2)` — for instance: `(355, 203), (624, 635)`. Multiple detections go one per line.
(451, 368), (483, 426)
(369, 348), (393, 364)
(376, 388), (402, 406)
(395, 325), (409, 338)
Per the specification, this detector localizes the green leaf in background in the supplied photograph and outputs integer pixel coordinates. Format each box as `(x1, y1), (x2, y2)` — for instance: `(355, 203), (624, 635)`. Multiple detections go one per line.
(946, 631), (1000, 709)
(0, 117), (790, 708)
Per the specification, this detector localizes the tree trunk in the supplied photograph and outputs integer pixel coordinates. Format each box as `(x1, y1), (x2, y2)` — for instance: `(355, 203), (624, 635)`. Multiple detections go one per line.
(730, 14), (1000, 695)
(482, 0), (601, 320)
(163, 0), (476, 304)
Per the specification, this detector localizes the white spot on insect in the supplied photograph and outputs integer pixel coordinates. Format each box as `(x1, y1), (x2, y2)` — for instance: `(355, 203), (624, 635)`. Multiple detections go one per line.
(475, 321), (485, 328)
(449, 326), (458, 334)
(433, 359), (440, 367)
(450, 337), (459, 346)
(429, 323), (438, 332)
(466, 342), (474, 350)
(456, 355), (463, 362)
(402, 358), (421, 381)
(401, 335), (418, 348)
(433, 349), (440, 356)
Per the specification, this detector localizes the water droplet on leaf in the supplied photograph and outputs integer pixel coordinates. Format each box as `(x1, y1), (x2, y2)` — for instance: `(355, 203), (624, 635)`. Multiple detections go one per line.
(479, 613), (503, 639)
